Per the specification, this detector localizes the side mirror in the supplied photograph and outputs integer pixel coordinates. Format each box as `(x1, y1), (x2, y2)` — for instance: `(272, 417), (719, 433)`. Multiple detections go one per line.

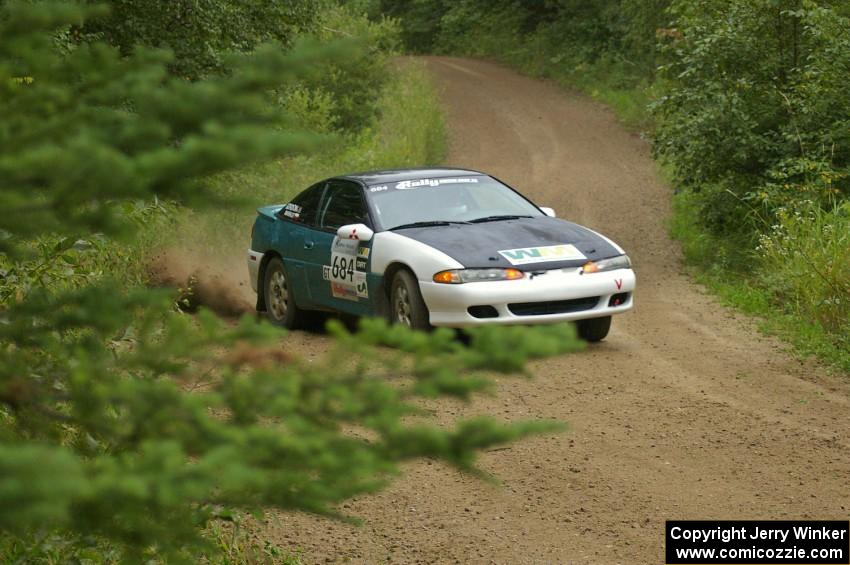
(337, 223), (374, 242)
(540, 206), (556, 218)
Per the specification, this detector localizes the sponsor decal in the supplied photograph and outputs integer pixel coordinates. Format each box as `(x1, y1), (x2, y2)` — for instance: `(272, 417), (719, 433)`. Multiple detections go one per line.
(332, 238), (358, 254)
(324, 236), (368, 300)
(357, 246), (370, 258)
(281, 202), (302, 219)
(395, 177), (479, 190)
(326, 269), (367, 298)
(355, 275), (368, 298)
(356, 258), (367, 271)
(331, 282), (358, 300)
(498, 244), (586, 265)
(615, 278), (623, 290)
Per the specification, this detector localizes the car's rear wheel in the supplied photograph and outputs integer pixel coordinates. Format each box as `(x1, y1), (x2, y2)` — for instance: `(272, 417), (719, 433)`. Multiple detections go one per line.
(390, 270), (431, 331)
(264, 257), (308, 329)
(577, 315), (612, 342)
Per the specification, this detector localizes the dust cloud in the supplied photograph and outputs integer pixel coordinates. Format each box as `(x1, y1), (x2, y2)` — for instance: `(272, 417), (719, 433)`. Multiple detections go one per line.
(147, 248), (254, 317)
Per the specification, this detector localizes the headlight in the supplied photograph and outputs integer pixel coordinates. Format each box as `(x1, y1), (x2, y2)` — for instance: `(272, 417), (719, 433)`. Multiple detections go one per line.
(433, 268), (525, 284)
(581, 254), (631, 274)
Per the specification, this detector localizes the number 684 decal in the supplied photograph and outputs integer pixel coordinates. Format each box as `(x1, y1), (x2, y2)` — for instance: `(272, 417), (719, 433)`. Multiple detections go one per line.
(324, 252), (368, 299)
(328, 254), (355, 282)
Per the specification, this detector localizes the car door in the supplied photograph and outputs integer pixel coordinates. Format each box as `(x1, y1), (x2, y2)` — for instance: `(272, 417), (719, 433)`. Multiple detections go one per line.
(303, 179), (373, 315)
(275, 181), (326, 309)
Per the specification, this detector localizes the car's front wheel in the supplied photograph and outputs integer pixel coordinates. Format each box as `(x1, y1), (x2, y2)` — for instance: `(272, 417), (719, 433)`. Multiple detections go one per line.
(577, 315), (612, 342)
(263, 257), (308, 329)
(390, 270), (431, 331)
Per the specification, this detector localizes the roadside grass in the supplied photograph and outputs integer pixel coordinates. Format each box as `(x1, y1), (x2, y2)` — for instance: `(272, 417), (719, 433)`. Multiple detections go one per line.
(675, 246), (850, 374)
(0, 199), (176, 304)
(166, 60), (446, 267)
(458, 34), (850, 374)
(671, 191), (850, 373)
(205, 517), (303, 565)
(0, 517), (304, 565)
(545, 60), (656, 132)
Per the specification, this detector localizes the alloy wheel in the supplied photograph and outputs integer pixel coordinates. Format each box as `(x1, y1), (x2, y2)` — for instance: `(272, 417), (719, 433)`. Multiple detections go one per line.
(269, 270), (288, 320)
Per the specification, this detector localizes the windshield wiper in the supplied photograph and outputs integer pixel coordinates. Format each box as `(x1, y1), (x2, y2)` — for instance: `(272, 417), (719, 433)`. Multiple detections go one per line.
(388, 220), (470, 231)
(469, 214), (533, 223)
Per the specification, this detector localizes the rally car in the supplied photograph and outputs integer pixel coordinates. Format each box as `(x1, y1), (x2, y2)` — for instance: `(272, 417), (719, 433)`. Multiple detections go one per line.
(247, 168), (635, 341)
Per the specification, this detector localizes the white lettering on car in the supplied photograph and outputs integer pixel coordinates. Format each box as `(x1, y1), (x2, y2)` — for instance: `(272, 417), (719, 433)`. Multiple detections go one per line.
(395, 177), (479, 190)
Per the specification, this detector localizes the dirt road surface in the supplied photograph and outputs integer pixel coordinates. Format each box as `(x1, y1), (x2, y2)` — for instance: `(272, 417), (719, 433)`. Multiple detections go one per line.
(262, 57), (850, 564)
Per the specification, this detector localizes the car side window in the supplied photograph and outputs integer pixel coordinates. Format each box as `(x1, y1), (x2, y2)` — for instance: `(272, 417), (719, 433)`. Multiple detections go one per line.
(318, 181), (369, 231)
(283, 182), (326, 226)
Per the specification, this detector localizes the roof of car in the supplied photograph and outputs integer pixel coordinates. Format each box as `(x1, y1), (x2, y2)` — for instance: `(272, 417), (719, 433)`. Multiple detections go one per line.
(338, 167), (485, 186)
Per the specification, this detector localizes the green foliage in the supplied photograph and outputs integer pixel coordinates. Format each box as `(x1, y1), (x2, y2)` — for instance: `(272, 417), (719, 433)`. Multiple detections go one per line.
(376, 0), (668, 69)
(653, 0), (850, 363)
(0, 1), (339, 259)
(369, 0), (664, 130)
(177, 61), (447, 264)
(670, 188), (850, 371)
(1, 292), (576, 559)
(0, 200), (176, 303)
(292, 4), (402, 132)
(652, 0), (850, 233)
(206, 515), (303, 565)
(1, 2), (575, 561)
(373, 0), (448, 53)
(76, 0), (401, 134)
(757, 203), (850, 340)
(79, 0), (320, 79)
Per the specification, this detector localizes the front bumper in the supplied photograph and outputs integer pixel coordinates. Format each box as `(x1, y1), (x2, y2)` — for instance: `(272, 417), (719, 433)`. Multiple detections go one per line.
(419, 267), (635, 327)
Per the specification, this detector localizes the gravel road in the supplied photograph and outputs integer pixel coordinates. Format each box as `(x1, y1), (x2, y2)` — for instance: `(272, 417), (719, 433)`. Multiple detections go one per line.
(262, 57), (850, 564)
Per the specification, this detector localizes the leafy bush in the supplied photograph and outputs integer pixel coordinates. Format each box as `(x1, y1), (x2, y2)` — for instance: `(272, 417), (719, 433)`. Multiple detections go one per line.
(651, 1), (850, 360)
(0, 2), (578, 561)
(292, 4), (402, 132)
(0, 200), (176, 304)
(367, 0), (665, 130)
(79, 0), (319, 78)
(757, 202), (850, 340)
(652, 0), (850, 236)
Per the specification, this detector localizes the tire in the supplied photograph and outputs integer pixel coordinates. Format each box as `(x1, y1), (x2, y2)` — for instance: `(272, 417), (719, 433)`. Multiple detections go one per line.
(263, 257), (308, 329)
(577, 315), (612, 342)
(390, 270), (431, 331)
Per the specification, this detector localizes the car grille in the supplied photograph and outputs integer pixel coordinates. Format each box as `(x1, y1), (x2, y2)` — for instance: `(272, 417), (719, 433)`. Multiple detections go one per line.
(508, 296), (600, 316)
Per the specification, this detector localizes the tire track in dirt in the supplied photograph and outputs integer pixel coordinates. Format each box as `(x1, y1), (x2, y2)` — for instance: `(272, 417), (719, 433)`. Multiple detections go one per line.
(262, 57), (850, 564)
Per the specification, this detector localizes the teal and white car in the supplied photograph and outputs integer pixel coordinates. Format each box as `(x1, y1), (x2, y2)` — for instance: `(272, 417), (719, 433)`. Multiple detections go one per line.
(247, 168), (635, 341)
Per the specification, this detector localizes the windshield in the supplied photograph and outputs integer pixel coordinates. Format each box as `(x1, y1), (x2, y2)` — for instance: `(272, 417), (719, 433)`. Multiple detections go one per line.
(367, 175), (543, 230)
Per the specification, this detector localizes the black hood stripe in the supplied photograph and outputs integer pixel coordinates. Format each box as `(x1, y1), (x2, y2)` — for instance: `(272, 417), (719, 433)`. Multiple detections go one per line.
(393, 217), (620, 270)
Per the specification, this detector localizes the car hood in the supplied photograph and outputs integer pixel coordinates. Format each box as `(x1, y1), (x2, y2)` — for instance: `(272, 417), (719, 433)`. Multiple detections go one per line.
(393, 217), (622, 270)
